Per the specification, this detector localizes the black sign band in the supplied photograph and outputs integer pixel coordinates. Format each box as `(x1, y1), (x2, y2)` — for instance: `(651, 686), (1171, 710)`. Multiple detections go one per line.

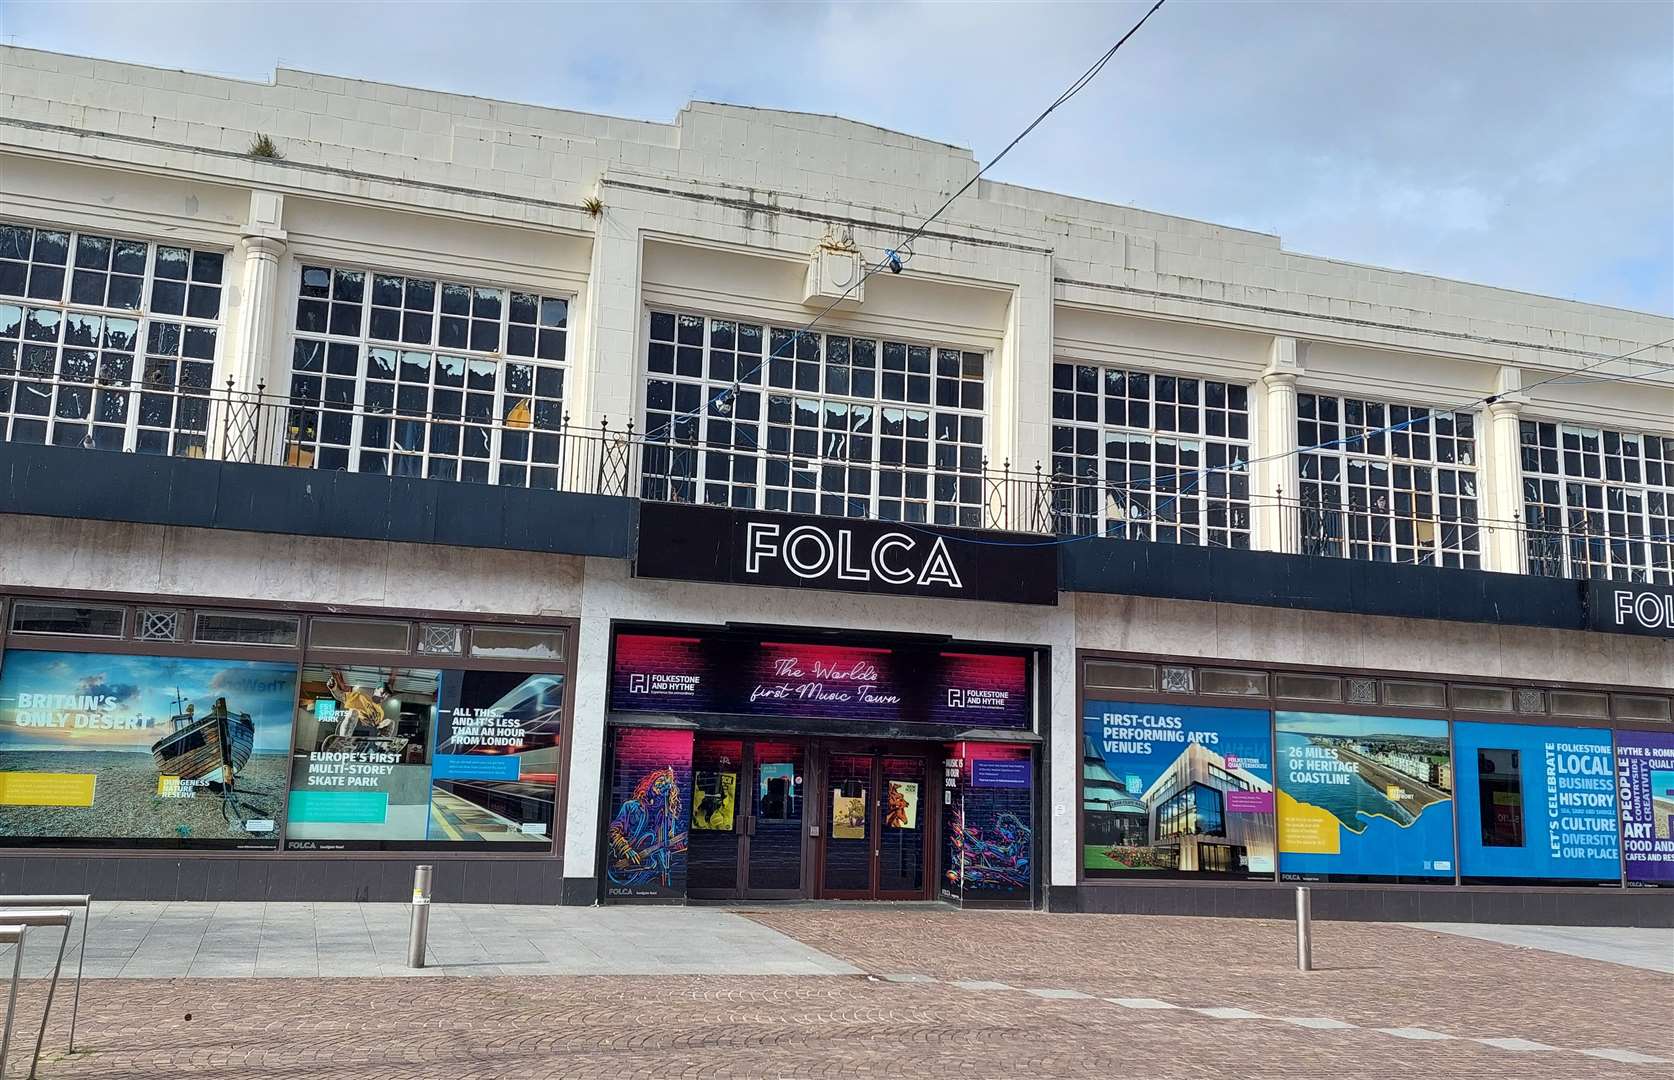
(635, 502), (1058, 606)
(1586, 581), (1674, 637)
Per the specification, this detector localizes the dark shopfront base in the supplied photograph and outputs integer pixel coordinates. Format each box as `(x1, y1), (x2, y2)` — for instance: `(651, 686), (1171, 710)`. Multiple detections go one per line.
(1052, 882), (1674, 928)
(0, 855), (564, 904)
(603, 726), (1039, 909)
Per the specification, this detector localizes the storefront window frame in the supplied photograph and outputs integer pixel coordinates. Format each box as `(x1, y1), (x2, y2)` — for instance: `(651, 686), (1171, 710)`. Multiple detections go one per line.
(285, 624), (576, 857)
(0, 589), (577, 861)
(1075, 648), (1648, 891)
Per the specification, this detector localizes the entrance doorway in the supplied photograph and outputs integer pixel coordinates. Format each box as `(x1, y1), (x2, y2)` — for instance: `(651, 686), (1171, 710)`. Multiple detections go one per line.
(681, 735), (939, 901)
(819, 752), (933, 900)
(687, 738), (806, 900)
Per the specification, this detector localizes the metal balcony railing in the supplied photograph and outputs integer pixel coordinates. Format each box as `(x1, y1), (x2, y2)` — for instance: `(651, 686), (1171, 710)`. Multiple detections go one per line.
(0, 377), (1063, 534)
(4, 373), (1669, 584)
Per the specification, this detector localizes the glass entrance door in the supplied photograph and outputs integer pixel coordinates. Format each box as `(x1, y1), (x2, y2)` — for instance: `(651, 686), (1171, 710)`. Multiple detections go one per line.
(822, 754), (875, 896)
(819, 749), (934, 900)
(746, 740), (806, 897)
(687, 737), (806, 900)
(687, 737), (744, 898)
(878, 756), (928, 897)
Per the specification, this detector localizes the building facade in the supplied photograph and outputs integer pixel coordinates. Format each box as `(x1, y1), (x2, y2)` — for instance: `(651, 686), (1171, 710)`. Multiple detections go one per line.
(0, 47), (1670, 924)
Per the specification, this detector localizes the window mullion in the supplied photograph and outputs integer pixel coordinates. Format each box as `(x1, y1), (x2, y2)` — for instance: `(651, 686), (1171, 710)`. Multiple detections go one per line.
(120, 311), (145, 453)
(489, 350), (507, 485)
(495, 305), (511, 487)
(345, 267), (374, 474)
(345, 334), (368, 476)
(697, 318), (712, 506)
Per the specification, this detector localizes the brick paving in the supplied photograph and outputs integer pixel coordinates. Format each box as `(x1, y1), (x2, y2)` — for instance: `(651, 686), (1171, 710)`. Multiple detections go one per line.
(11, 909), (1667, 1079)
(744, 907), (1671, 1055)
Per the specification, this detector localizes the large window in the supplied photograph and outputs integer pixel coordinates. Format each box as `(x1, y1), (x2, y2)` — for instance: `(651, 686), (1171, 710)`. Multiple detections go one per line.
(0, 649), (298, 849)
(1049, 362), (1251, 547)
(1519, 420), (1674, 584)
(639, 310), (987, 526)
(1297, 393), (1480, 567)
(1157, 783), (1227, 840)
(286, 663), (564, 851)
(286, 264), (570, 486)
(1, 221), (225, 455)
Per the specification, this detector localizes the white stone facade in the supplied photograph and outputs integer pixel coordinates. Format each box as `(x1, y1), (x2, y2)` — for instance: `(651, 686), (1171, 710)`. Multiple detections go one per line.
(1, 47), (1672, 896)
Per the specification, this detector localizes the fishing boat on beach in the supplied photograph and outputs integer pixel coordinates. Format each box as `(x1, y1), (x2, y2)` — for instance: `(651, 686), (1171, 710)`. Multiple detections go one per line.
(151, 695), (256, 788)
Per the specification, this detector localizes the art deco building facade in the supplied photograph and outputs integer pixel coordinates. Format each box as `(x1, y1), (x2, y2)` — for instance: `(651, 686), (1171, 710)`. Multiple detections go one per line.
(0, 46), (1669, 924)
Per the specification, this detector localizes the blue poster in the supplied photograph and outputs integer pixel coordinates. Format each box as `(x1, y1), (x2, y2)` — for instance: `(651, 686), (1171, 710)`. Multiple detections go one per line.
(1083, 700), (1275, 877)
(973, 760), (1030, 789)
(1277, 713), (1454, 882)
(1454, 721), (1619, 883)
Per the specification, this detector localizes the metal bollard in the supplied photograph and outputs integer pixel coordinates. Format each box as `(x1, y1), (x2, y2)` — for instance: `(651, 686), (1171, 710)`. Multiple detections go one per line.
(1295, 885), (1313, 971)
(408, 865), (433, 969)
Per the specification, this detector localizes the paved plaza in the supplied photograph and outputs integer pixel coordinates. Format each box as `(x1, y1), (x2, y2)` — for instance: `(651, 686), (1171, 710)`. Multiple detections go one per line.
(0, 904), (1665, 1079)
(0, 901), (858, 979)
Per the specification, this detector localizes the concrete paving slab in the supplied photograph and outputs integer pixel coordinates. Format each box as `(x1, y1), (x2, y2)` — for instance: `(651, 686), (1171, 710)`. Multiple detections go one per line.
(1473, 1037), (1554, 1051)
(1403, 922), (1674, 974)
(0, 900), (861, 979)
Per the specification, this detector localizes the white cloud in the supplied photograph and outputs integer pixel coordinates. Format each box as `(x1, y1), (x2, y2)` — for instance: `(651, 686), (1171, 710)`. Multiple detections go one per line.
(4, 0), (1669, 313)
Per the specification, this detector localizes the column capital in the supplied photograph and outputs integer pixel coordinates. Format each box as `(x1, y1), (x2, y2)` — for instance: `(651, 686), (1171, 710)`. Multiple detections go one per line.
(239, 232), (288, 260)
(1486, 364), (1528, 415)
(1261, 366), (1300, 391)
(1263, 335), (1306, 389)
(1484, 394), (1528, 420)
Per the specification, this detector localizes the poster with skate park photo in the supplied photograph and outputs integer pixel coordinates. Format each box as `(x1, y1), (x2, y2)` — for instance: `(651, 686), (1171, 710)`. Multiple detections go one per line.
(285, 664), (563, 851)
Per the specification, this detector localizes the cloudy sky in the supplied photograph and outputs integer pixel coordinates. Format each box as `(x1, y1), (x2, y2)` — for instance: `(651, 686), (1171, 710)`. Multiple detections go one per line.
(0, 651), (298, 750)
(4, 0), (1670, 314)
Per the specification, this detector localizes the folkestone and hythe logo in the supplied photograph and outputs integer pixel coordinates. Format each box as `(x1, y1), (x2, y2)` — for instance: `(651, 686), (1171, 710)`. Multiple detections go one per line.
(626, 672), (699, 697)
(948, 688), (1010, 710)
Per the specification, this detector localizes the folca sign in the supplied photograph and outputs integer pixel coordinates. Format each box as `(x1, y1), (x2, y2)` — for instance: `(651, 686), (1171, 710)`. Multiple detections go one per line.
(1586, 581), (1674, 637)
(635, 502), (1057, 605)
(744, 522), (963, 589)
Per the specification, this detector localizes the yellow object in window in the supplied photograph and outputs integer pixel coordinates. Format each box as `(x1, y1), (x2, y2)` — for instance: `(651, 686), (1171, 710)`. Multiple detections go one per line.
(691, 772), (737, 831)
(506, 398), (533, 429)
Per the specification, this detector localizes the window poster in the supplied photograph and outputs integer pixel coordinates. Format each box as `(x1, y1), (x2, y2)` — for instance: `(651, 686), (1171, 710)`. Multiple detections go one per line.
(606, 727), (691, 900)
(1082, 700), (1275, 878)
(1276, 713), (1455, 883)
(757, 762), (797, 819)
(832, 791), (868, 839)
(691, 771), (737, 831)
(946, 742), (1034, 903)
(0, 650), (298, 849)
(1616, 729), (1674, 887)
(286, 664), (563, 850)
(1454, 721), (1619, 885)
(886, 779), (920, 829)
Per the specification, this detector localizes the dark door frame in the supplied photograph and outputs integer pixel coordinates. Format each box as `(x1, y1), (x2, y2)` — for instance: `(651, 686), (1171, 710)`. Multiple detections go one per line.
(814, 738), (940, 901)
(687, 736), (809, 901)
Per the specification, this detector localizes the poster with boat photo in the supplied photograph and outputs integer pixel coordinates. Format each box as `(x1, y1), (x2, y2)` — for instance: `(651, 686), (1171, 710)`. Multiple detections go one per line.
(286, 664), (562, 850)
(0, 650), (298, 848)
(1276, 712), (1455, 883)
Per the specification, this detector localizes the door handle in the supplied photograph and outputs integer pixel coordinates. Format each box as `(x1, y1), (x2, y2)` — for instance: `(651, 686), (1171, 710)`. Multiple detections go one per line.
(745, 816), (757, 836)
